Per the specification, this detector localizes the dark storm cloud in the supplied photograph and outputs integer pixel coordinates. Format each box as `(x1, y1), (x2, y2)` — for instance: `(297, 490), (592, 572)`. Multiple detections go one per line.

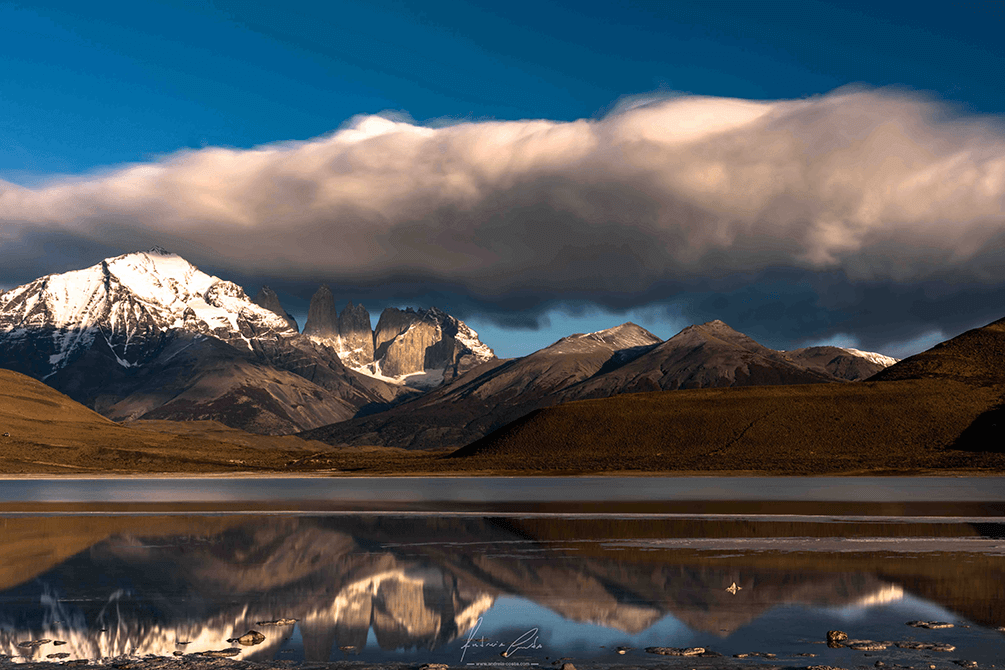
(2, 86), (1004, 349)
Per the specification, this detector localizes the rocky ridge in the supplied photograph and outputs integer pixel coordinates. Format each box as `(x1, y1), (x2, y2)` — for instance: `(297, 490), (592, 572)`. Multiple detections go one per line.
(304, 293), (496, 388)
(366, 306), (495, 386)
(252, 286), (299, 332)
(301, 319), (897, 450)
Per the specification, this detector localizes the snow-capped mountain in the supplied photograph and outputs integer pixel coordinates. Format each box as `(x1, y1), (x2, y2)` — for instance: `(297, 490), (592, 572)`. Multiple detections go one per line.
(0, 249), (399, 434)
(0, 247), (296, 378)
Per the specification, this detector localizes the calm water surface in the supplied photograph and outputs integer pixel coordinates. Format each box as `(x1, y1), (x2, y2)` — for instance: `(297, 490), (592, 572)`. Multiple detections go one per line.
(0, 479), (1002, 666)
(3, 476), (1005, 504)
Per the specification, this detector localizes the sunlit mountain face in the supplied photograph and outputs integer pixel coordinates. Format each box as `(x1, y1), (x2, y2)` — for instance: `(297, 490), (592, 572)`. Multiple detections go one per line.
(0, 516), (1003, 666)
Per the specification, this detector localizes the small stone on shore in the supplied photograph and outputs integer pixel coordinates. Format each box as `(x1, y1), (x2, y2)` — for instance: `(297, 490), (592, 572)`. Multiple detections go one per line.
(645, 647), (705, 656)
(907, 620), (954, 629)
(848, 641), (888, 651)
(17, 639), (51, 649)
(46, 653), (70, 659)
(200, 648), (242, 658)
(897, 641), (932, 649)
(256, 618), (297, 626)
(560, 663), (576, 670)
(227, 630), (265, 646)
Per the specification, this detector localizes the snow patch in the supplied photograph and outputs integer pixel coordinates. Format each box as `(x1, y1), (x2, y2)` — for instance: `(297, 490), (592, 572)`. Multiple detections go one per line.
(841, 347), (899, 367)
(351, 362), (446, 389)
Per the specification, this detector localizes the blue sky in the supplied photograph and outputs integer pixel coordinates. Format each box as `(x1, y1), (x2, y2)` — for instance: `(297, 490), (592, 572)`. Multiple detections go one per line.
(2, 1), (1004, 357)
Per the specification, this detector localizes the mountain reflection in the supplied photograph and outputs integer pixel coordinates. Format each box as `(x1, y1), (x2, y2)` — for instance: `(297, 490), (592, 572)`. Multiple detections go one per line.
(0, 515), (1001, 662)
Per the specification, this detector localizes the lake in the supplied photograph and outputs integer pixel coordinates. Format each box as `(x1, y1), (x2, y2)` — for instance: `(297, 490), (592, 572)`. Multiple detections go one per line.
(0, 477), (1003, 667)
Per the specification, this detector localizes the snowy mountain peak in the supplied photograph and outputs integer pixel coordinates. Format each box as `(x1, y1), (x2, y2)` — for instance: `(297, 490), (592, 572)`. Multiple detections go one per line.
(0, 250), (296, 375)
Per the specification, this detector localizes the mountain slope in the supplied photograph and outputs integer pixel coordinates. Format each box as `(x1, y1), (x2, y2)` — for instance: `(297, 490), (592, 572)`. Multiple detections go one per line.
(0, 249), (399, 434)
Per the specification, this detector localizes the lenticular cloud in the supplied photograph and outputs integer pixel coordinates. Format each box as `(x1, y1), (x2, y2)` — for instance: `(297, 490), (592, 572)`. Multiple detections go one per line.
(1, 86), (1004, 298)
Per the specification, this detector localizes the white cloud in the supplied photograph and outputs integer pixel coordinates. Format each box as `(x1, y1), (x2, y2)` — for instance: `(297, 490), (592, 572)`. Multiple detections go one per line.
(2, 85), (1004, 298)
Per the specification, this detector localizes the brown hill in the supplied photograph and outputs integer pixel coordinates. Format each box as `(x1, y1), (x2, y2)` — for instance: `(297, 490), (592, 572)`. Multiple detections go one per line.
(0, 368), (329, 473)
(870, 316), (1005, 385)
(451, 379), (1005, 473)
(867, 316), (1005, 453)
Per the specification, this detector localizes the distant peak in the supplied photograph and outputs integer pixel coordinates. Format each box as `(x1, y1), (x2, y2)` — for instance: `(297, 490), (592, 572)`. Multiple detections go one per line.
(146, 245), (171, 255)
(680, 319), (737, 334)
(609, 321), (643, 332)
(671, 319), (750, 341)
(549, 321), (661, 352)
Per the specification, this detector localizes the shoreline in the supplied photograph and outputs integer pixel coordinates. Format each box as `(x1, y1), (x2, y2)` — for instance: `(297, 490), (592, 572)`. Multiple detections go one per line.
(1, 467), (1004, 479)
(1, 475), (1003, 517)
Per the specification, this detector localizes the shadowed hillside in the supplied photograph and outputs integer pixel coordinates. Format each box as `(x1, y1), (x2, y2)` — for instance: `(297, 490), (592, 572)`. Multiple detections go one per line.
(870, 316), (1005, 386)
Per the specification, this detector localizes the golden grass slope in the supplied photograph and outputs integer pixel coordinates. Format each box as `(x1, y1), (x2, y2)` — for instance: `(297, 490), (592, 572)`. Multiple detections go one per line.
(0, 369), (327, 473)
